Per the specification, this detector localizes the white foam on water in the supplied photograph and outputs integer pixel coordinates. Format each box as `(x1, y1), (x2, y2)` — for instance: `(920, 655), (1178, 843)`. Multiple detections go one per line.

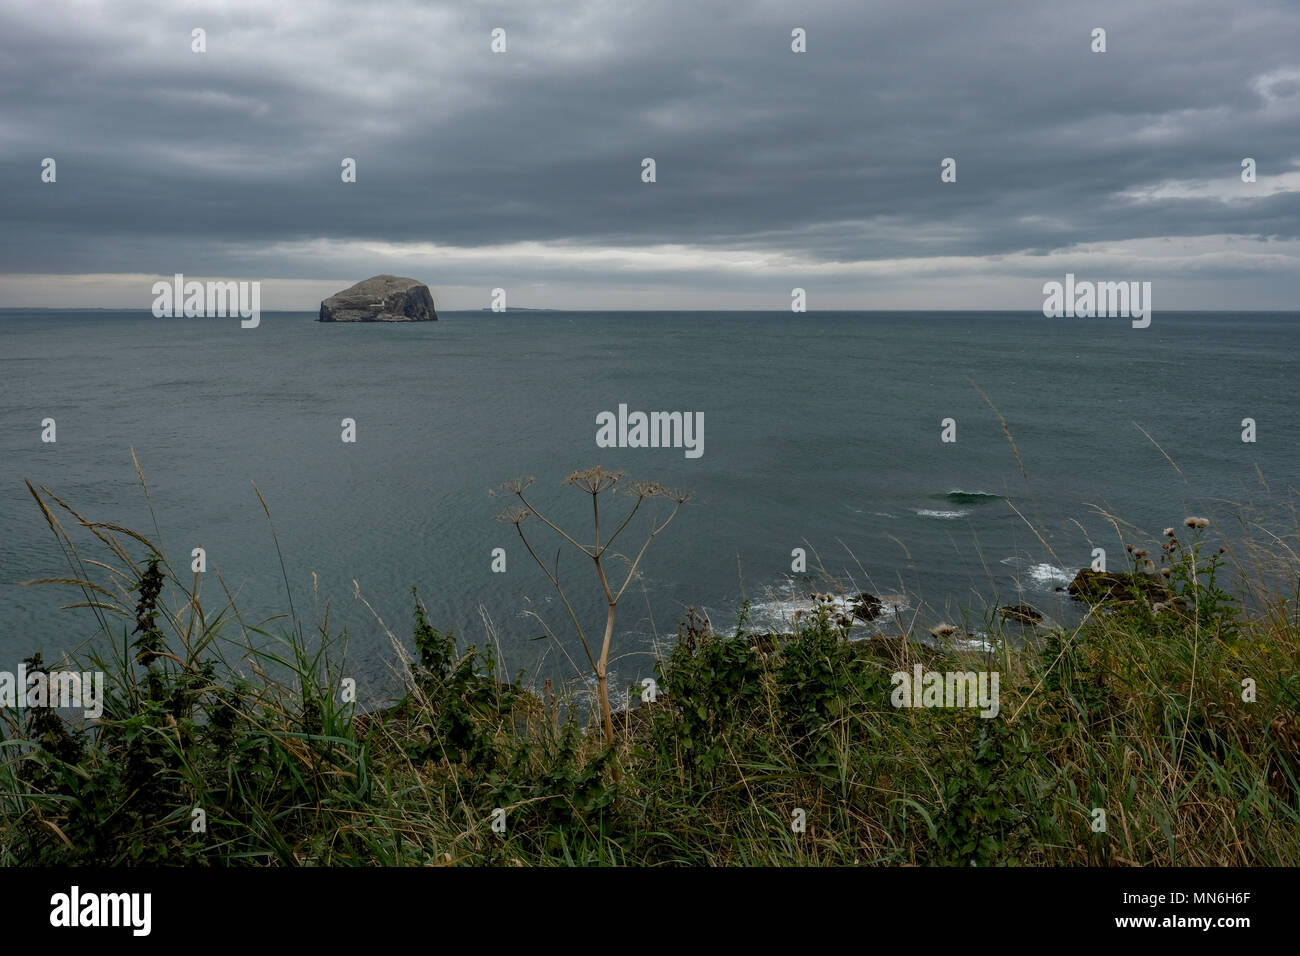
(951, 630), (998, 653)
(914, 508), (972, 519)
(1026, 563), (1073, 587)
(737, 582), (910, 637)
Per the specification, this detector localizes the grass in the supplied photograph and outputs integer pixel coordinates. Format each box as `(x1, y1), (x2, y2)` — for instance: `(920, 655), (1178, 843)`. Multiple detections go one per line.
(1, 463), (1298, 866)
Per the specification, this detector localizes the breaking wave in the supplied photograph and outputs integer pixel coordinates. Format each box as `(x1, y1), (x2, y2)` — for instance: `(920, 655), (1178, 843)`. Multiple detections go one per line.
(936, 490), (1004, 504)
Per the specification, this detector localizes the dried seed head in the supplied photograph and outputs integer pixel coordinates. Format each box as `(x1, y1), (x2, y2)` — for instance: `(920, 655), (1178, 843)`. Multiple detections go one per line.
(565, 467), (624, 494)
(496, 476), (535, 496)
(496, 506), (532, 525)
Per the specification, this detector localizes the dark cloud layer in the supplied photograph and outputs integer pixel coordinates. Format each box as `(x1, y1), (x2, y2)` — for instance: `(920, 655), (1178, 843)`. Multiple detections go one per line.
(1, 0), (1298, 307)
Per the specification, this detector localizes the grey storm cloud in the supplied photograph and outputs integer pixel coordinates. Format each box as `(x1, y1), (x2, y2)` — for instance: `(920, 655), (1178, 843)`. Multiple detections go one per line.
(1, 0), (1298, 306)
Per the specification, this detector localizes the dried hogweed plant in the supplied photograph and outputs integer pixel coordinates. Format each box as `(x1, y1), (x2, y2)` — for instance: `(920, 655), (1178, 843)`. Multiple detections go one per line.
(494, 467), (690, 747)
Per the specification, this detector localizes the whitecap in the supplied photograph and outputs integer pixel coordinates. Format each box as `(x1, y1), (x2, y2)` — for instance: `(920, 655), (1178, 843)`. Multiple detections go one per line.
(1026, 563), (1073, 587)
(914, 508), (972, 519)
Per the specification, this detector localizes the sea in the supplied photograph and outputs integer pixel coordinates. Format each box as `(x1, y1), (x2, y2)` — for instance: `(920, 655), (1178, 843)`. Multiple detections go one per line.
(1, 310), (1295, 703)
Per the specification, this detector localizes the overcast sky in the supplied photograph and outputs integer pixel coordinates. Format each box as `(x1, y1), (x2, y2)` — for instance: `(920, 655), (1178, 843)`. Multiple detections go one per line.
(2, 0), (1298, 310)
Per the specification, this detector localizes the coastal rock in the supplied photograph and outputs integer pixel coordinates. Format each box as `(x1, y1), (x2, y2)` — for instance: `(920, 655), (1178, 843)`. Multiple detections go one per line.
(1066, 568), (1171, 604)
(318, 275), (437, 322)
(851, 592), (885, 622)
(999, 604), (1043, 625)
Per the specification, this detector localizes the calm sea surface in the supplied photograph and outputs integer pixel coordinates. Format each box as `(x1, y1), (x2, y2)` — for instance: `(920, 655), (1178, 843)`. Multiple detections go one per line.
(1, 310), (1295, 699)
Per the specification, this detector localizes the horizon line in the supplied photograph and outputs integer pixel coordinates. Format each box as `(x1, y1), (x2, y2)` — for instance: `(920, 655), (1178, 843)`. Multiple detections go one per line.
(3, 307), (1298, 315)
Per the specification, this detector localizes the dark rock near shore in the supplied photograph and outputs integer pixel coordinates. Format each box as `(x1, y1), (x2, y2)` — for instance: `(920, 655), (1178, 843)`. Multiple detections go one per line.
(1000, 604), (1044, 624)
(318, 275), (437, 322)
(851, 592), (885, 621)
(1066, 568), (1171, 604)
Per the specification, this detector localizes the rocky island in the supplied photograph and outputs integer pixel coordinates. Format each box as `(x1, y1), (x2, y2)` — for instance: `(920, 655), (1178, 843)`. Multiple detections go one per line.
(318, 275), (437, 322)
